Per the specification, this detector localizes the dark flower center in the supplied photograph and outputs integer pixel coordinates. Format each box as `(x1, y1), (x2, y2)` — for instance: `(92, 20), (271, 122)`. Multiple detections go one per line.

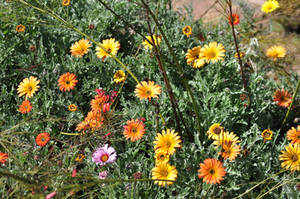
(213, 127), (221, 135)
(292, 154), (298, 162)
(66, 80), (70, 85)
(101, 154), (109, 162)
(209, 169), (215, 175)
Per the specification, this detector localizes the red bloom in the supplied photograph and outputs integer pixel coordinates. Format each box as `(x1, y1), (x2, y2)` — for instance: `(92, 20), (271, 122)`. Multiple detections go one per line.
(35, 132), (51, 147)
(102, 103), (110, 113)
(19, 100), (32, 114)
(228, 13), (240, 25)
(0, 152), (8, 164)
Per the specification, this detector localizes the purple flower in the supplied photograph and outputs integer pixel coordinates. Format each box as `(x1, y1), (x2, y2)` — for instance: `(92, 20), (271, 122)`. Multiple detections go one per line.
(92, 144), (117, 166)
(99, 171), (108, 179)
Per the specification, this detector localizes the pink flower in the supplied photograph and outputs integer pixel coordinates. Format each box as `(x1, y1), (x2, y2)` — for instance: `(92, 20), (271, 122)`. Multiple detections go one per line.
(99, 171), (108, 179)
(72, 169), (76, 177)
(45, 192), (56, 199)
(92, 144), (117, 166)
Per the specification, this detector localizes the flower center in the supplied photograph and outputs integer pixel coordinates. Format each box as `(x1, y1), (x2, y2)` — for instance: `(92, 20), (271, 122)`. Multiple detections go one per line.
(28, 86), (33, 91)
(41, 137), (45, 142)
(213, 127), (221, 135)
(101, 154), (109, 162)
(264, 132), (270, 138)
(291, 154), (298, 162)
(159, 154), (165, 161)
(207, 49), (217, 59)
(132, 128), (137, 134)
(185, 28), (190, 33)
(165, 140), (171, 148)
(209, 169), (215, 175)
(66, 80), (70, 85)
(224, 140), (233, 147)
(161, 168), (169, 177)
(107, 48), (112, 53)
(146, 90), (152, 96)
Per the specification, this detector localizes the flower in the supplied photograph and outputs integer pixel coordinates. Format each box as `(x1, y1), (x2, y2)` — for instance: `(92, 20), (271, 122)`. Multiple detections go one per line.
(219, 144), (240, 161)
(99, 171), (108, 179)
(287, 125), (300, 145)
(228, 13), (240, 25)
(273, 88), (292, 108)
(234, 52), (245, 59)
(113, 70), (126, 83)
(198, 158), (226, 184)
(46, 192), (57, 199)
(35, 132), (51, 147)
(154, 129), (181, 155)
(182, 26), (192, 38)
(123, 119), (146, 142)
(17, 76), (40, 100)
(199, 42), (226, 63)
(155, 149), (170, 165)
(19, 100), (32, 114)
(142, 35), (161, 50)
(70, 39), (91, 58)
(58, 72), (78, 92)
(72, 169), (77, 177)
(261, 0), (279, 13)
(62, 0), (70, 6)
(279, 144), (300, 171)
(16, 24), (25, 32)
(207, 123), (224, 139)
(213, 131), (240, 148)
(134, 81), (162, 101)
(90, 95), (109, 112)
(96, 38), (120, 61)
(266, 45), (286, 60)
(102, 103), (110, 113)
(261, 129), (273, 142)
(0, 152), (8, 164)
(185, 46), (206, 68)
(92, 144), (117, 166)
(68, 104), (77, 112)
(75, 153), (85, 162)
(152, 162), (177, 187)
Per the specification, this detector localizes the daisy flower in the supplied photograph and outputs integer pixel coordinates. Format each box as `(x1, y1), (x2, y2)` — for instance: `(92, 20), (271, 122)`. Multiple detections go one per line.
(68, 104), (77, 112)
(287, 126), (300, 145)
(58, 72), (78, 92)
(219, 144), (240, 161)
(152, 162), (177, 187)
(16, 24), (25, 32)
(213, 131), (240, 148)
(134, 81), (162, 101)
(155, 149), (170, 165)
(19, 100), (32, 114)
(185, 46), (206, 68)
(261, 0), (279, 13)
(70, 39), (91, 58)
(123, 119), (146, 142)
(142, 35), (161, 50)
(0, 152), (8, 164)
(266, 45), (286, 60)
(273, 88), (292, 108)
(96, 38), (120, 61)
(198, 158), (226, 184)
(92, 144), (117, 166)
(17, 76), (40, 100)
(199, 42), (226, 63)
(154, 129), (181, 155)
(228, 13), (240, 25)
(99, 171), (108, 179)
(207, 123), (224, 139)
(182, 26), (192, 38)
(36, 132), (51, 147)
(261, 129), (273, 142)
(279, 144), (300, 171)
(113, 70), (126, 84)
(62, 0), (70, 6)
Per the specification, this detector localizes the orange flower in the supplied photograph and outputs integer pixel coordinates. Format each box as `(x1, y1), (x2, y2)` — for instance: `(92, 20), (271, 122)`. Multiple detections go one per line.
(198, 158), (226, 184)
(19, 100), (32, 114)
(68, 104), (77, 112)
(90, 95), (109, 112)
(228, 13), (240, 25)
(273, 88), (292, 108)
(219, 144), (240, 161)
(123, 119), (146, 142)
(62, 0), (70, 6)
(0, 152), (8, 164)
(261, 129), (273, 142)
(58, 72), (78, 92)
(287, 125), (300, 145)
(70, 39), (91, 57)
(16, 24), (25, 32)
(134, 81), (161, 101)
(36, 132), (51, 147)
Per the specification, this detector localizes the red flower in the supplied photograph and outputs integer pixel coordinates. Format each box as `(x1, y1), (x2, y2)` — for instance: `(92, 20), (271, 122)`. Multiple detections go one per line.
(0, 152), (8, 164)
(228, 13), (240, 25)
(102, 103), (110, 113)
(35, 132), (51, 147)
(19, 100), (32, 114)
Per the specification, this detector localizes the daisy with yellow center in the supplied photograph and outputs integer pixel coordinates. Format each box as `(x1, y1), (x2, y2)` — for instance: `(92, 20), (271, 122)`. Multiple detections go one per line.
(279, 144), (300, 171)
(96, 38), (120, 61)
(155, 149), (170, 165)
(17, 76), (40, 100)
(287, 126), (300, 145)
(19, 100), (32, 114)
(198, 158), (226, 184)
(123, 119), (146, 142)
(142, 35), (161, 50)
(266, 45), (286, 60)
(273, 88), (292, 108)
(134, 81), (162, 101)
(152, 162), (177, 187)
(261, 0), (279, 13)
(62, 0), (70, 6)
(207, 123), (224, 139)
(182, 26), (192, 38)
(185, 46), (206, 68)
(154, 129), (181, 155)
(261, 129), (273, 142)
(113, 70), (126, 84)
(213, 131), (240, 148)
(68, 104), (77, 112)
(16, 24), (25, 32)
(70, 39), (91, 58)
(219, 144), (241, 161)
(199, 42), (226, 63)
(58, 72), (78, 92)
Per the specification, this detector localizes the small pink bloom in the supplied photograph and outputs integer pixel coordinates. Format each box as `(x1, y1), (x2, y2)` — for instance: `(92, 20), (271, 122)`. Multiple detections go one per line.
(72, 169), (77, 177)
(92, 144), (117, 166)
(45, 191), (56, 199)
(43, 186), (48, 191)
(99, 171), (108, 179)
(103, 103), (110, 113)
(105, 132), (111, 137)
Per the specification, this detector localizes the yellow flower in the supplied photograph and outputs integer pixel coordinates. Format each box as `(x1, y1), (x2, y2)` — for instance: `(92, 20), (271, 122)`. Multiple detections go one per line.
(134, 81), (161, 101)
(113, 70), (126, 84)
(152, 162), (177, 187)
(182, 26), (192, 38)
(62, 0), (70, 6)
(207, 123), (224, 140)
(75, 153), (85, 162)
(155, 149), (170, 165)
(234, 52), (245, 59)
(261, 0), (279, 13)
(68, 104), (78, 112)
(185, 46), (206, 68)
(279, 144), (300, 171)
(266, 45), (286, 60)
(199, 42), (226, 63)
(142, 35), (161, 50)
(219, 144), (240, 161)
(261, 129), (273, 142)
(16, 24), (25, 32)
(213, 131), (240, 148)
(70, 39), (91, 58)
(287, 125), (300, 145)
(17, 76), (40, 100)
(154, 129), (181, 155)
(96, 38), (120, 61)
